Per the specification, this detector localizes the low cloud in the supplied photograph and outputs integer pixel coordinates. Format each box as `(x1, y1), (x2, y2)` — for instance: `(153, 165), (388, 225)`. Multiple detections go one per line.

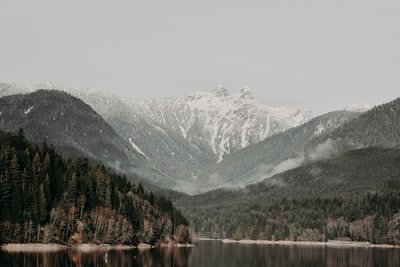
(172, 180), (199, 195)
(250, 139), (339, 184)
(195, 139), (341, 191)
(308, 138), (338, 161)
(271, 154), (306, 175)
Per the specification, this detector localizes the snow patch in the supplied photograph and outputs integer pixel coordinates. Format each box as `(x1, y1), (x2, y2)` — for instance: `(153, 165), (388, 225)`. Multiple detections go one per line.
(344, 104), (372, 112)
(153, 125), (167, 135)
(128, 138), (149, 160)
(24, 106), (34, 114)
(313, 124), (325, 137)
(241, 119), (250, 148)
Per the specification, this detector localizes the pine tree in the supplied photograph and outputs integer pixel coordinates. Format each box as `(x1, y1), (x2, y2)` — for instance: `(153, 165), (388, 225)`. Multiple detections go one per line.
(38, 183), (48, 224)
(0, 170), (12, 221)
(10, 152), (23, 221)
(64, 173), (78, 209)
(96, 172), (107, 205)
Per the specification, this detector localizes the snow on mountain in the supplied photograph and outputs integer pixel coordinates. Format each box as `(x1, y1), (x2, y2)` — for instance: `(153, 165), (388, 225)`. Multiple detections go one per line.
(131, 85), (313, 162)
(0, 82), (313, 192)
(343, 104), (372, 113)
(0, 82), (312, 163)
(0, 83), (312, 162)
(197, 110), (363, 190)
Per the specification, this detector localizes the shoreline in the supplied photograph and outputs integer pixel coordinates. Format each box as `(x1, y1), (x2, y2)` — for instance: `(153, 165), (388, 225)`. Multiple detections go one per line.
(4, 239), (398, 252)
(1, 242), (193, 252)
(0, 243), (68, 252)
(194, 238), (400, 249)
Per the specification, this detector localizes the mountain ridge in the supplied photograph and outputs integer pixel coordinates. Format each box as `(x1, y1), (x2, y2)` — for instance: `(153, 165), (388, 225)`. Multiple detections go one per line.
(0, 89), (180, 189)
(131, 85), (313, 162)
(0, 83), (315, 192)
(1, 82), (384, 193)
(197, 110), (363, 189)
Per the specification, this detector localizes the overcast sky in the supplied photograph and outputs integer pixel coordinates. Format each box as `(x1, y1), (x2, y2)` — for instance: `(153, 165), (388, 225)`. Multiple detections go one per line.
(1, 0), (399, 115)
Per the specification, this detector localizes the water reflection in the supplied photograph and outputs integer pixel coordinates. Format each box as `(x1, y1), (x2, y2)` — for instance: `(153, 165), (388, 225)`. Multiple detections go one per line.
(0, 246), (192, 267)
(188, 240), (400, 267)
(66, 246), (192, 267)
(1, 240), (400, 267)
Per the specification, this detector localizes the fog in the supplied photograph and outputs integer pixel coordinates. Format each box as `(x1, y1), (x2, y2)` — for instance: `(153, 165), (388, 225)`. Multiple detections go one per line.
(253, 139), (339, 184)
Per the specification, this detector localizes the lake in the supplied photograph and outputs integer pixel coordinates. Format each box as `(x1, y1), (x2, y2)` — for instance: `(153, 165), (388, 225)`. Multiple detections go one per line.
(1, 240), (400, 267)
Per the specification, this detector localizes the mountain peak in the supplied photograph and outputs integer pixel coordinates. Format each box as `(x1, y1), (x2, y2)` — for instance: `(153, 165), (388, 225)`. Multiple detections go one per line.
(212, 85), (229, 97)
(239, 86), (254, 100)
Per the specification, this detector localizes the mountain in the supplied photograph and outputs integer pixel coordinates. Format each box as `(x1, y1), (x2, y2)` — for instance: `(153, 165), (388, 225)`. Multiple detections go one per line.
(0, 84), (216, 190)
(174, 97), (400, 237)
(204, 95), (400, 190)
(308, 97), (400, 150)
(204, 96), (400, 190)
(196, 110), (363, 189)
(0, 84), (215, 191)
(197, 96), (400, 190)
(0, 90), (131, 164)
(6, 83), (394, 193)
(132, 85), (312, 162)
(0, 83), (313, 162)
(62, 87), (215, 190)
(0, 83), (313, 192)
(0, 89), (175, 187)
(63, 85), (313, 189)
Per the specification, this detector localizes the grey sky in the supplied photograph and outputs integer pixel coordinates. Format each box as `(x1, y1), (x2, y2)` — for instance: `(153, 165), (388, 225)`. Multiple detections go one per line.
(1, 0), (399, 115)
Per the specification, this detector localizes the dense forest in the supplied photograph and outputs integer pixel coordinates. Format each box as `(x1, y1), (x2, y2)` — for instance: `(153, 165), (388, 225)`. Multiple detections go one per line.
(0, 129), (190, 246)
(183, 190), (400, 244)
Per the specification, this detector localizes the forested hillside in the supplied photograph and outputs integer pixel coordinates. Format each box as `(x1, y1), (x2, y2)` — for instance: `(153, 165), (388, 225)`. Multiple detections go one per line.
(309, 97), (400, 150)
(188, 191), (400, 244)
(176, 147), (400, 244)
(0, 130), (190, 246)
(0, 90), (178, 189)
(0, 90), (136, 167)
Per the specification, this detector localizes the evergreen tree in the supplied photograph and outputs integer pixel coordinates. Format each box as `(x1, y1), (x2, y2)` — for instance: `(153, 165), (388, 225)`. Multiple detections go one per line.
(38, 183), (48, 223)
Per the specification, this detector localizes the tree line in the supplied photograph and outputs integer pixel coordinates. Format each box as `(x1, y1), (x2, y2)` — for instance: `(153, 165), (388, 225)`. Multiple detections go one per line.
(0, 129), (190, 245)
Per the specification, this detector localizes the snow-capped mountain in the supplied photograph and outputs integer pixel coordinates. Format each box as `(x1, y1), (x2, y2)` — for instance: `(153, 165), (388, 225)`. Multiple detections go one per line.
(64, 84), (313, 189)
(131, 85), (313, 162)
(0, 83), (312, 177)
(198, 110), (363, 190)
(0, 83), (215, 189)
(62, 87), (215, 187)
(0, 82), (330, 193)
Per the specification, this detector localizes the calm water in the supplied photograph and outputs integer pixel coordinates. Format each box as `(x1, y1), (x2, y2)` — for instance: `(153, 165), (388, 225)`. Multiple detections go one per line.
(1, 240), (400, 267)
